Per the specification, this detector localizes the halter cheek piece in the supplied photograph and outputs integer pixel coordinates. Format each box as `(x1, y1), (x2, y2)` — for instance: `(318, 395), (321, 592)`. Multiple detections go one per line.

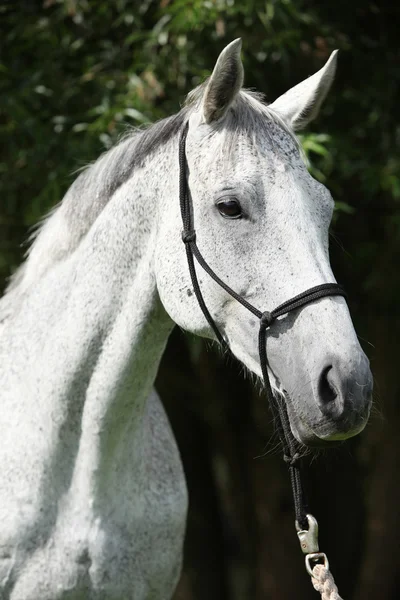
(179, 122), (346, 557)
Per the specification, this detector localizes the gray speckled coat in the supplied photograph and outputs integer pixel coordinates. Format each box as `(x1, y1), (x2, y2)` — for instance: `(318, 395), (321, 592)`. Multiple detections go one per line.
(0, 40), (372, 598)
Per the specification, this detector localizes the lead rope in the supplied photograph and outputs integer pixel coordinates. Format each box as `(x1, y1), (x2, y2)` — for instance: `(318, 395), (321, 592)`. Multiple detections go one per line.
(179, 122), (344, 598)
(312, 566), (343, 600)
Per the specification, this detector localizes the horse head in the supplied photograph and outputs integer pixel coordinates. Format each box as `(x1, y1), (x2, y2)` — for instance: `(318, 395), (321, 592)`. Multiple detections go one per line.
(156, 40), (373, 446)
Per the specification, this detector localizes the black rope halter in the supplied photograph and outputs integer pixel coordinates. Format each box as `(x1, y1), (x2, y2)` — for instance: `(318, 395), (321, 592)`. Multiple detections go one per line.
(178, 121), (346, 531)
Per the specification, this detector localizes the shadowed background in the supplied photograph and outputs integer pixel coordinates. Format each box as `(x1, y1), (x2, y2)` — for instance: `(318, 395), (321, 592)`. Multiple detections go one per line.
(1, 1), (399, 598)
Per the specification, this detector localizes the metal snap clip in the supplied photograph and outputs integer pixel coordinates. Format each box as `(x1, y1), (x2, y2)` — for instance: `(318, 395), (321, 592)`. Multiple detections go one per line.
(295, 514), (331, 577)
(296, 513), (320, 555)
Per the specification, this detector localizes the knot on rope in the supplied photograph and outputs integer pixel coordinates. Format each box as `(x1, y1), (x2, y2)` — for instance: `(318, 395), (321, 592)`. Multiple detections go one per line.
(311, 565), (343, 600)
(260, 311), (273, 328)
(181, 230), (196, 244)
(283, 452), (301, 467)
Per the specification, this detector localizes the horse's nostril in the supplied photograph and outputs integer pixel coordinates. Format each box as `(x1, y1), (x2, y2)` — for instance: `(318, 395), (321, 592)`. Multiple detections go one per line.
(310, 357), (372, 435)
(318, 365), (337, 405)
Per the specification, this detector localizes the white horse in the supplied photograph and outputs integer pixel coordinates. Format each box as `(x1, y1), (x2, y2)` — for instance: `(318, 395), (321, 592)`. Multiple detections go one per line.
(0, 40), (372, 599)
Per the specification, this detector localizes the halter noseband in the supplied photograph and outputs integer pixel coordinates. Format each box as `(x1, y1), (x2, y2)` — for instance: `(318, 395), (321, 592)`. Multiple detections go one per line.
(178, 121), (346, 567)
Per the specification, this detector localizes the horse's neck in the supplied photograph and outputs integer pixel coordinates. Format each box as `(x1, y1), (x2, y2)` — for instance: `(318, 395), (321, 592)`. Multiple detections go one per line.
(1, 142), (177, 508)
(0, 140), (189, 597)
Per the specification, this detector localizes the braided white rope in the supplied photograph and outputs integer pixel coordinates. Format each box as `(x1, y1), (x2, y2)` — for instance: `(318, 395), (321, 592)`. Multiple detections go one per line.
(311, 565), (343, 600)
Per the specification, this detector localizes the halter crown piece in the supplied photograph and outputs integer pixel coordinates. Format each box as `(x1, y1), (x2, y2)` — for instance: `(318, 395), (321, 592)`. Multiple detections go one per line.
(179, 122), (345, 597)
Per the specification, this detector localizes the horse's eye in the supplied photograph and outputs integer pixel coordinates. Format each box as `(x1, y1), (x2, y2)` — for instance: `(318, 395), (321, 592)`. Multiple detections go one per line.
(216, 198), (242, 219)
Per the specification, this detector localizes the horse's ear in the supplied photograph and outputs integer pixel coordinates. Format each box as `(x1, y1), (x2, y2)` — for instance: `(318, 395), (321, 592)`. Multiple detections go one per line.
(202, 39), (244, 124)
(269, 50), (338, 131)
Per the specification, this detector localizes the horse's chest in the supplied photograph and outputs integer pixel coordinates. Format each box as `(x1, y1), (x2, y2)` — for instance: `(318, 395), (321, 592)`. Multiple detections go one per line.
(2, 392), (188, 600)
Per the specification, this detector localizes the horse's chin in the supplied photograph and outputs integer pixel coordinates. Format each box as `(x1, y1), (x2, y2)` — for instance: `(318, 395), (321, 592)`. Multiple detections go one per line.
(287, 412), (339, 448)
(283, 392), (362, 448)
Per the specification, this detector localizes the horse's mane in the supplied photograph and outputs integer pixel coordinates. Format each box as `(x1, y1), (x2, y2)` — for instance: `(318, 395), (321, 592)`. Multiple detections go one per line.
(0, 87), (297, 323)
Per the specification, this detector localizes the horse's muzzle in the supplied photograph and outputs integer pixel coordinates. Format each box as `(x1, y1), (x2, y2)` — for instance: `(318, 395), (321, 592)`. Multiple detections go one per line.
(285, 352), (373, 446)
